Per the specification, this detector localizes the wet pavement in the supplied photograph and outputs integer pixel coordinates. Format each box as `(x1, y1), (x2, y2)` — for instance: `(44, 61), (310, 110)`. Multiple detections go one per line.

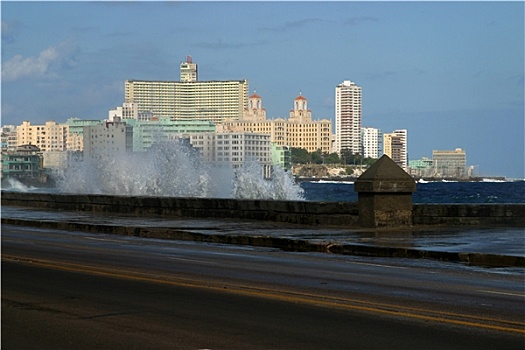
(2, 205), (524, 259)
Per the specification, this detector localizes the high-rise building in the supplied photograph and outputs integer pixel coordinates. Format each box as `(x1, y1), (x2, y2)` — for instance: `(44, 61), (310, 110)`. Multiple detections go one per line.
(124, 57), (249, 123)
(361, 127), (382, 159)
(335, 80), (362, 155)
(383, 129), (408, 170)
(432, 148), (467, 178)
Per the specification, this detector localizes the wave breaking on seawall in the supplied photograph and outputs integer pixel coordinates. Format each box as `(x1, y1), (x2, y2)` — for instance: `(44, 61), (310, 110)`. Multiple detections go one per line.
(48, 142), (305, 201)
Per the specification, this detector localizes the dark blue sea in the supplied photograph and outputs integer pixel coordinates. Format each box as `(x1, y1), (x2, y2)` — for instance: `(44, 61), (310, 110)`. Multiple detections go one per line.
(300, 180), (525, 204)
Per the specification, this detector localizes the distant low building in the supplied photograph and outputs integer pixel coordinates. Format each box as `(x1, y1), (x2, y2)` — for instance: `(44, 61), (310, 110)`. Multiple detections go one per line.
(176, 131), (273, 178)
(432, 148), (467, 178)
(125, 117), (216, 152)
(1, 125), (17, 152)
(1, 144), (42, 180)
(409, 157), (433, 177)
(271, 144), (292, 171)
(66, 117), (104, 152)
(83, 121), (133, 162)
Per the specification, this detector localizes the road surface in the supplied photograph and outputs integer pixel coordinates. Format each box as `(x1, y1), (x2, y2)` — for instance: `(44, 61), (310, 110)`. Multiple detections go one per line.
(2, 224), (524, 349)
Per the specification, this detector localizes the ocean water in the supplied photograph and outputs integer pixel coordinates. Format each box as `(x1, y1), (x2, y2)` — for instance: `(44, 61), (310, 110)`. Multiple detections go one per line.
(300, 180), (525, 204)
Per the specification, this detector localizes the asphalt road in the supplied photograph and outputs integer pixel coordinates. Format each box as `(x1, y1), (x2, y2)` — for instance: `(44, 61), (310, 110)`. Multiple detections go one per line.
(2, 224), (524, 349)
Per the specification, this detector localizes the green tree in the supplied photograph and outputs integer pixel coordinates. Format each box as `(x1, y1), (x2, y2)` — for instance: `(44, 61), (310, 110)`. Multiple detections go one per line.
(291, 148), (311, 164)
(323, 152), (341, 164)
(311, 149), (323, 164)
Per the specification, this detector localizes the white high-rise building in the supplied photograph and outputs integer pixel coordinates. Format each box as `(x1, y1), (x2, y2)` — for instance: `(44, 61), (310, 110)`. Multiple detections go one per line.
(125, 57), (248, 123)
(361, 127), (382, 159)
(335, 80), (362, 155)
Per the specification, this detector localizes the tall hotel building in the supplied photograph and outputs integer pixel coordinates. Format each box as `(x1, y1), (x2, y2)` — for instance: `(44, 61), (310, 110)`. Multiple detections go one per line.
(335, 80), (362, 155)
(383, 129), (408, 170)
(124, 57), (248, 123)
(219, 93), (332, 154)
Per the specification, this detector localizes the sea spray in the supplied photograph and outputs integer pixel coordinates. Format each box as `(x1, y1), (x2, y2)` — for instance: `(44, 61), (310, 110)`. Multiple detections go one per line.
(55, 141), (304, 200)
(232, 160), (304, 200)
(1, 177), (36, 192)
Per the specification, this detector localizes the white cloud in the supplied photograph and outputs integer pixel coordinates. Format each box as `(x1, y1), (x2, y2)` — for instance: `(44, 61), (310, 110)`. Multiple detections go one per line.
(1, 20), (21, 44)
(2, 42), (78, 82)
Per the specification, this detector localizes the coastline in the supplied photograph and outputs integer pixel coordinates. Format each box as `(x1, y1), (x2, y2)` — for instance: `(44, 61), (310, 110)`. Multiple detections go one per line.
(295, 175), (512, 183)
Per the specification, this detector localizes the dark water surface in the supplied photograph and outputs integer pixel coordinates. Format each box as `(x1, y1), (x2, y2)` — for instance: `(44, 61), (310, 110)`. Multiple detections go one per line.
(300, 180), (525, 204)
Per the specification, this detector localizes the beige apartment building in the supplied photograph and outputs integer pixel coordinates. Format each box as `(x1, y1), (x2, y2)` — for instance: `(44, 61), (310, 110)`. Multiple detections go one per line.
(16, 121), (68, 152)
(124, 58), (249, 123)
(219, 94), (332, 154)
(383, 129), (408, 170)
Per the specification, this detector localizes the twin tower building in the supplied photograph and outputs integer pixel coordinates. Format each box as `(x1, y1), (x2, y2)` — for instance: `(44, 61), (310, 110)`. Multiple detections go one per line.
(124, 56), (362, 156)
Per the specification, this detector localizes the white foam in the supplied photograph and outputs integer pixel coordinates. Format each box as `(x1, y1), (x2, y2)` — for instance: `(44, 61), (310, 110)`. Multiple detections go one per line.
(55, 141), (304, 200)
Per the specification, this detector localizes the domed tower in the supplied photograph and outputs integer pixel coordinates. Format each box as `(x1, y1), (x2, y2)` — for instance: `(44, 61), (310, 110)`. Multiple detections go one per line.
(243, 91), (266, 121)
(289, 93), (312, 122)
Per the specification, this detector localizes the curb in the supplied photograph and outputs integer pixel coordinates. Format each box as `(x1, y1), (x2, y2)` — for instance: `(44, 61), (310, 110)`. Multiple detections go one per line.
(3, 217), (524, 268)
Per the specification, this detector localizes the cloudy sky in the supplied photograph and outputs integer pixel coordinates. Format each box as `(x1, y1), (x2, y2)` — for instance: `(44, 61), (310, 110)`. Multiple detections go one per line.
(1, 1), (523, 178)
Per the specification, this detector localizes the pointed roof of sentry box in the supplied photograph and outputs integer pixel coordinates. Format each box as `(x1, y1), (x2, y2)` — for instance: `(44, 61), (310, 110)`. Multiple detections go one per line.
(354, 155), (416, 193)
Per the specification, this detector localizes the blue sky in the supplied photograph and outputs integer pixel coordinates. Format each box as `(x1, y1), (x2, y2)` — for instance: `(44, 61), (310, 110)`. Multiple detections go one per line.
(1, 1), (524, 178)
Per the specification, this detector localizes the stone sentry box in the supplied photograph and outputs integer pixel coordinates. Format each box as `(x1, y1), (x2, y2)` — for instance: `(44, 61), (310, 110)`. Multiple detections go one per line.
(354, 155), (417, 228)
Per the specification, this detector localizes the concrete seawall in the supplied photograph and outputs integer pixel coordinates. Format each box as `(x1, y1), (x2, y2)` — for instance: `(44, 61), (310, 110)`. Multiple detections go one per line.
(2, 191), (524, 227)
(0, 191), (359, 226)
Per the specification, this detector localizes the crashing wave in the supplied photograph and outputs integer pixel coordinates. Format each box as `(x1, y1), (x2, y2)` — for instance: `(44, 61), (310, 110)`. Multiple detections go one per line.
(55, 141), (304, 201)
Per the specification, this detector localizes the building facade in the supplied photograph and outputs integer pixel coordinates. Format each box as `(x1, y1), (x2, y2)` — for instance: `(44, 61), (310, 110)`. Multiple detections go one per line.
(83, 121), (133, 162)
(66, 118), (104, 152)
(127, 118), (216, 152)
(181, 132), (273, 178)
(271, 144), (292, 170)
(335, 80), (362, 155)
(16, 121), (68, 152)
(1, 144), (42, 180)
(124, 58), (249, 123)
(219, 94), (332, 153)
(409, 157), (433, 177)
(432, 148), (467, 178)
(361, 127), (382, 159)
(180, 56), (197, 82)
(383, 129), (408, 170)
(1, 125), (17, 152)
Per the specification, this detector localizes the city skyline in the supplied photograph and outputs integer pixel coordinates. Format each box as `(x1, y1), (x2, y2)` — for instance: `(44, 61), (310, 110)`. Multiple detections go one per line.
(1, 1), (523, 178)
